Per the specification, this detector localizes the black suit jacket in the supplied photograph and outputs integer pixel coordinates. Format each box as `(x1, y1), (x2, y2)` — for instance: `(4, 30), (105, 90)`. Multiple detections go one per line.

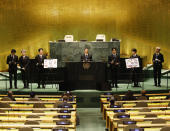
(7, 55), (18, 72)
(19, 56), (30, 70)
(81, 54), (92, 62)
(152, 53), (164, 68)
(108, 54), (120, 69)
(35, 55), (47, 67)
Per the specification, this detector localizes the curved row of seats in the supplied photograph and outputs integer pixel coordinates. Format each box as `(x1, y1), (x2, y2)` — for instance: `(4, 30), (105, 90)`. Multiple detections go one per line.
(0, 92), (77, 131)
(100, 92), (170, 131)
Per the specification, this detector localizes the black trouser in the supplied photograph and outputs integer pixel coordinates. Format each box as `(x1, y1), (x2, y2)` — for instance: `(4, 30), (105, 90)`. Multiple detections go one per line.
(21, 70), (29, 88)
(111, 68), (118, 87)
(153, 65), (162, 85)
(37, 66), (45, 88)
(9, 71), (17, 88)
(132, 69), (139, 86)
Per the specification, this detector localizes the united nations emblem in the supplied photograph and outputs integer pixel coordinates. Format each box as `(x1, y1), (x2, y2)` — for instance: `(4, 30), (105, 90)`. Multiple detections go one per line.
(83, 62), (91, 70)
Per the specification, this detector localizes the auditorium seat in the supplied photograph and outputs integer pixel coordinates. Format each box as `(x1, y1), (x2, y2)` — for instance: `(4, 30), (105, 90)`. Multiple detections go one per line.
(28, 98), (40, 101)
(124, 125), (143, 131)
(53, 102), (63, 108)
(145, 114), (157, 118)
(0, 102), (11, 108)
(113, 94), (121, 101)
(139, 108), (151, 112)
(26, 115), (40, 118)
(32, 110), (44, 113)
(161, 127), (170, 131)
(33, 103), (46, 108)
(137, 96), (148, 100)
(19, 127), (33, 131)
(1, 97), (12, 101)
(136, 102), (148, 107)
(152, 119), (166, 124)
(24, 120), (40, 125)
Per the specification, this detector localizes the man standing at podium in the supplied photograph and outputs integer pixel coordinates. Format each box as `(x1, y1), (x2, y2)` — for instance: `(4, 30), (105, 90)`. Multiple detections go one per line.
(35, 48), (47, 88)
(130, 48), (141, 87)
(19, 49), (30, 88)
(7, 49), (18, 89)
(152, 47), (164, 87)
(108, 48), (120, 88)
(81, 48), (92, 62)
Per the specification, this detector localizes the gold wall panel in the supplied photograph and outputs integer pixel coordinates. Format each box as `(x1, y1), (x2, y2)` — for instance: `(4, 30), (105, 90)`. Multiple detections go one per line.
(0, 0), (169, 70)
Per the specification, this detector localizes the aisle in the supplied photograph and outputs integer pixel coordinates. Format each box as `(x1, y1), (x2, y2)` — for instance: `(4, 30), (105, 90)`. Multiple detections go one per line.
(77, 108), (105, 131)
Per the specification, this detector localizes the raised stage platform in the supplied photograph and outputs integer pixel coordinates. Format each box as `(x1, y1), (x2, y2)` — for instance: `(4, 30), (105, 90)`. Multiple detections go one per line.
(0, 77), (169, 108)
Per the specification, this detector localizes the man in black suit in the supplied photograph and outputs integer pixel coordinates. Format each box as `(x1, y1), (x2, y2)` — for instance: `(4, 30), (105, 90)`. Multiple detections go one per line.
(7, 49), (18, 89)
(152, 47), (164, 87)
(130, 48), (141, 87)
(19, 49), (30, 88)
(81, 48), (92, 62)
(108, 48), (120, 88)
(35, 48), (47, 88)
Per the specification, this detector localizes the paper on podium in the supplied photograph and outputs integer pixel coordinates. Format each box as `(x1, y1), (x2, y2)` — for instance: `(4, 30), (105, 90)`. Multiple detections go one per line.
(125, 58), (140, 68)
(44, 59), (58, 68)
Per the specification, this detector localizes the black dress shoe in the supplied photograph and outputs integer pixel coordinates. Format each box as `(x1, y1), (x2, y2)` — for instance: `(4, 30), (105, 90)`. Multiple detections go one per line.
(42, 86), (45, 89)
(154, 84), (157, 86)
(158, 85), (161, 87)
(37, 86), (40, 89)
(15, 87), (17, 89)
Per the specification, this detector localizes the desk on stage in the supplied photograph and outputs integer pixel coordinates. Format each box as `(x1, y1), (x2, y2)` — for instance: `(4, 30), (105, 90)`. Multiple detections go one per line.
(66, 62), (106, 90)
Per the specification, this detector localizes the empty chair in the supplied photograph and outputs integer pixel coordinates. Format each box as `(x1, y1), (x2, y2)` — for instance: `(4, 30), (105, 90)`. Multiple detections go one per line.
(114, 94), (121, 101)
(145, 114), (157, 118)
(32, 110), (44, 113)
(1, 97), (12, 101)
(0, 102), (11, 108)
(24, 120), (40, 125)
(137, 96), (148, 100)
(33, 103), (46, 108)
(53, 101), (63, 108)
(26, 115), (40, 118)
(124, 125), (144, 131)
(160, 127), (170, 131)
(28, 98), (40, 101)
(136, 102), (148, 107)
(152, 119), (166, 124)
(19, 127), (33, 131)
(139, 108), (151, 112)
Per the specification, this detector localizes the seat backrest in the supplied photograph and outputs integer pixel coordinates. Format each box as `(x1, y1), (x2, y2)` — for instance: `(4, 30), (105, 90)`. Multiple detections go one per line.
(114, 94), (121, 101)
(28, 98), (40, 101)
(0, 102), (11, 108)
(19, 127), (34, 131)
(145, 114), (157, 118)
(139, 108), (151, 112)
(26, 115), (40, 118)
(160, 127), (170, 131)
(24, 120), (40, 125)
(33, 103), (46, 108)
(137, 96), (148, 100)
(124, 125), (143, 131)
(152, 119), (166, 124)
(1, 97), (11, 101)
(32, 110), (44, 113)
(53, 102), (63, 108)
(136, 102), (148, 107)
